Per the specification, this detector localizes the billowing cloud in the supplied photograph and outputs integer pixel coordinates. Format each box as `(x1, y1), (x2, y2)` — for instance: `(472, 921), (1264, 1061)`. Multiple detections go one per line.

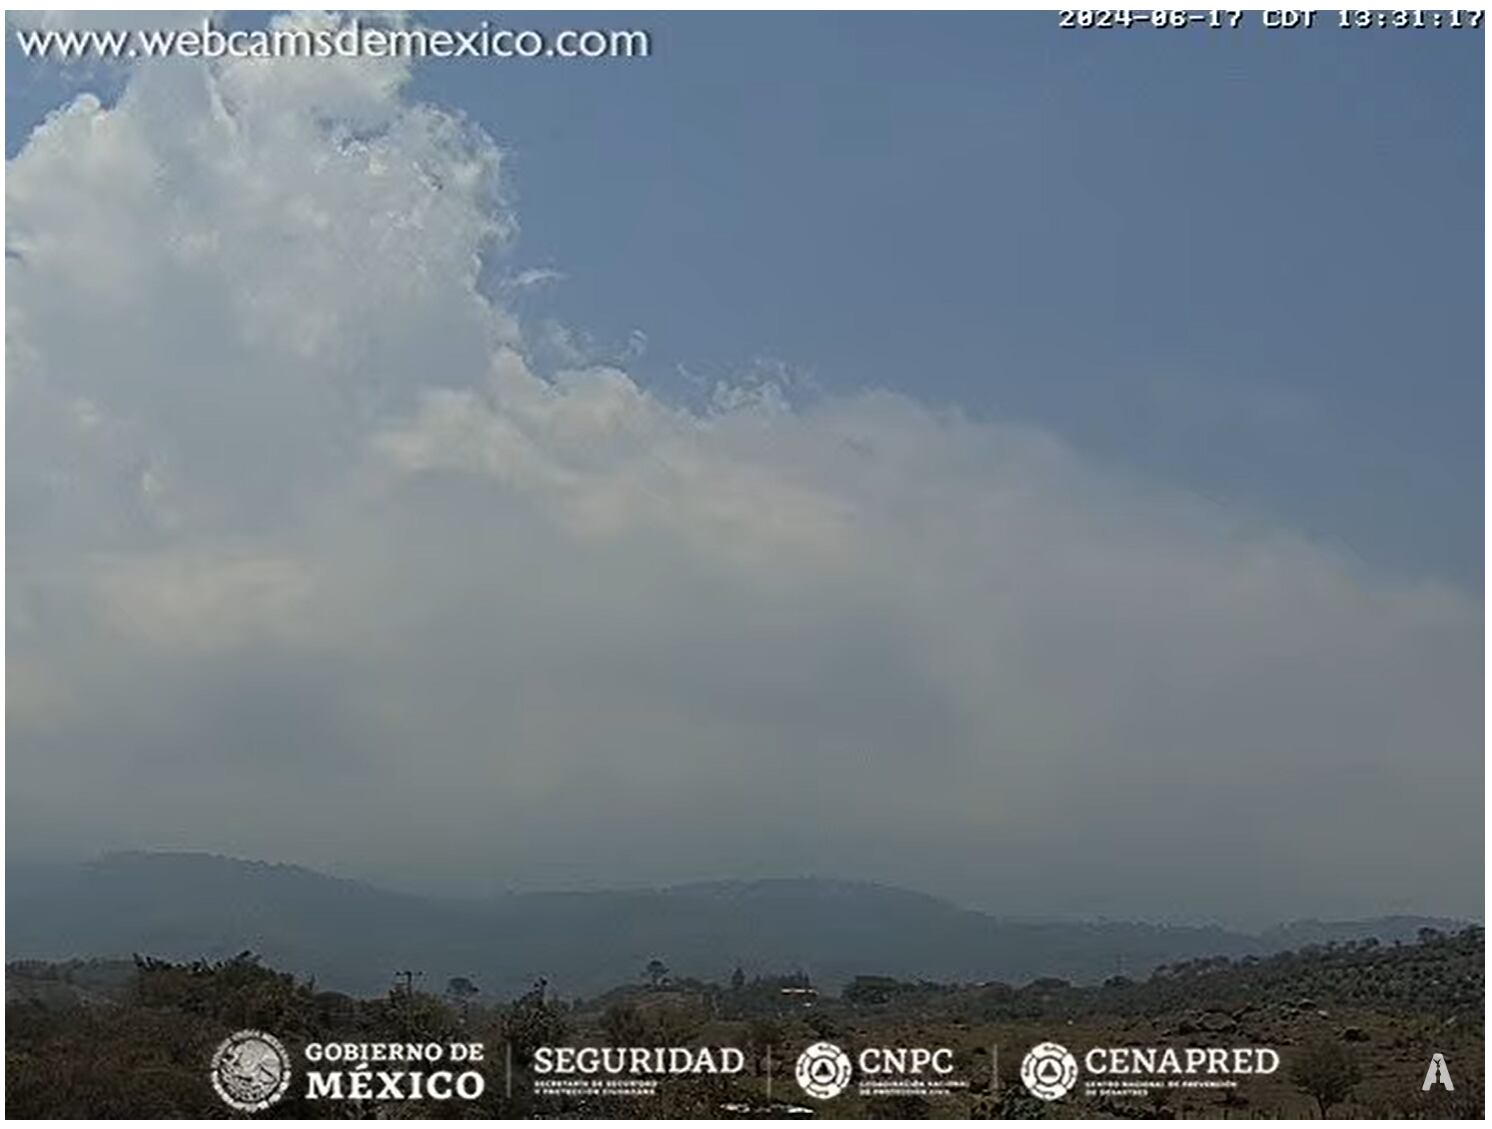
(7, 13), (1480, 926)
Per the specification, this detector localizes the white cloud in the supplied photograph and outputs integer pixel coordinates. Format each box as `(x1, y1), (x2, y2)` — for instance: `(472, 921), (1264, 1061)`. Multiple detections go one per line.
(8, 11), (212, 31)
(499, 267), (566, 292)
(6, 17), (1481, 925)
(93, 550), (316, 651)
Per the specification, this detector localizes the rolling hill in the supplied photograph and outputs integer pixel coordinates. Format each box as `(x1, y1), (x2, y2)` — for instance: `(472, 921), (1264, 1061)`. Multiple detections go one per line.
(5, 852), (1463, 999)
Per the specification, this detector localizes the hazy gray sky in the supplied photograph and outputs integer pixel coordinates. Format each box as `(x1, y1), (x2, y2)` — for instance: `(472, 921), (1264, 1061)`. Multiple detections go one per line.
(6, 12), (1482, 927)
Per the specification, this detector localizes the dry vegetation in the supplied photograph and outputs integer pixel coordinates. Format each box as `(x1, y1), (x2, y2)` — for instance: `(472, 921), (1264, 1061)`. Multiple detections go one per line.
(6, 927), (1481, 1118)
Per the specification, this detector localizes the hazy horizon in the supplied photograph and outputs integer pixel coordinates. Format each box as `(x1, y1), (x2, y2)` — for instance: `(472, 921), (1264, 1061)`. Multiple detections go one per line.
(9, 849), (1481, 940)
(6, 13), (1482, 935)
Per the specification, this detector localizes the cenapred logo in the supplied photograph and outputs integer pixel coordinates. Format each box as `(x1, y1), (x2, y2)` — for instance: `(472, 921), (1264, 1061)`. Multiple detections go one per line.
(1021, 1041), (1079, 1101)
(1020, 1039), (1279, 1102)
(211, 1029), (293, 1112)
(795, 1042), (853, 1100)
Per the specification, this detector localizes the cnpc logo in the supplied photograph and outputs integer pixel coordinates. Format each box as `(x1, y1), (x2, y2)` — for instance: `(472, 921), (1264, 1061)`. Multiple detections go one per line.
(794, 1041), (956, 1100)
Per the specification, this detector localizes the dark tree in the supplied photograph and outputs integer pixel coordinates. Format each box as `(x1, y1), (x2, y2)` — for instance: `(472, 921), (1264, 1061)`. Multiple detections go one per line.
(602, 1002), (649, 1045)
(1291, 1038), (1362, 1117)
(504, 985), (568, 1069)
(446, 976), (480, 1023)
(446, 976), (479, 1002)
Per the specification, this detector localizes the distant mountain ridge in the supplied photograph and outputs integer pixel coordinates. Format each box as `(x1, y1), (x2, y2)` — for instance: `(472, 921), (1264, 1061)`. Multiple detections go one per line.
(5, 852), (1466, 999)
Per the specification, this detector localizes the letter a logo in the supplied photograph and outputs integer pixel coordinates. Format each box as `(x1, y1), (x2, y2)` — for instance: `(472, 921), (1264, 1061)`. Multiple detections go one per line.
(1421, 1053), (1453, 1092)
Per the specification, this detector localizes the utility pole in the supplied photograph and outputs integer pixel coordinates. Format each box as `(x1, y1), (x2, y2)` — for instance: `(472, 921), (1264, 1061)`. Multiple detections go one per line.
(394, 970), (424, 1039)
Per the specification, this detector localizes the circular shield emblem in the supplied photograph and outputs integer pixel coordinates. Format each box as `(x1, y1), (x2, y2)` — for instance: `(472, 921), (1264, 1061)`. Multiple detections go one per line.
(211, 1029), (293, 1112)
(795, 1041), (853, 1100)
(1020, 1040), (1078, 1101)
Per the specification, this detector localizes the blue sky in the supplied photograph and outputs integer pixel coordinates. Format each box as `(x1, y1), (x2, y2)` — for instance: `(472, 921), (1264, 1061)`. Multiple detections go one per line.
(419, 13), (1483, 586)
(9, 14), (1482, 586)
